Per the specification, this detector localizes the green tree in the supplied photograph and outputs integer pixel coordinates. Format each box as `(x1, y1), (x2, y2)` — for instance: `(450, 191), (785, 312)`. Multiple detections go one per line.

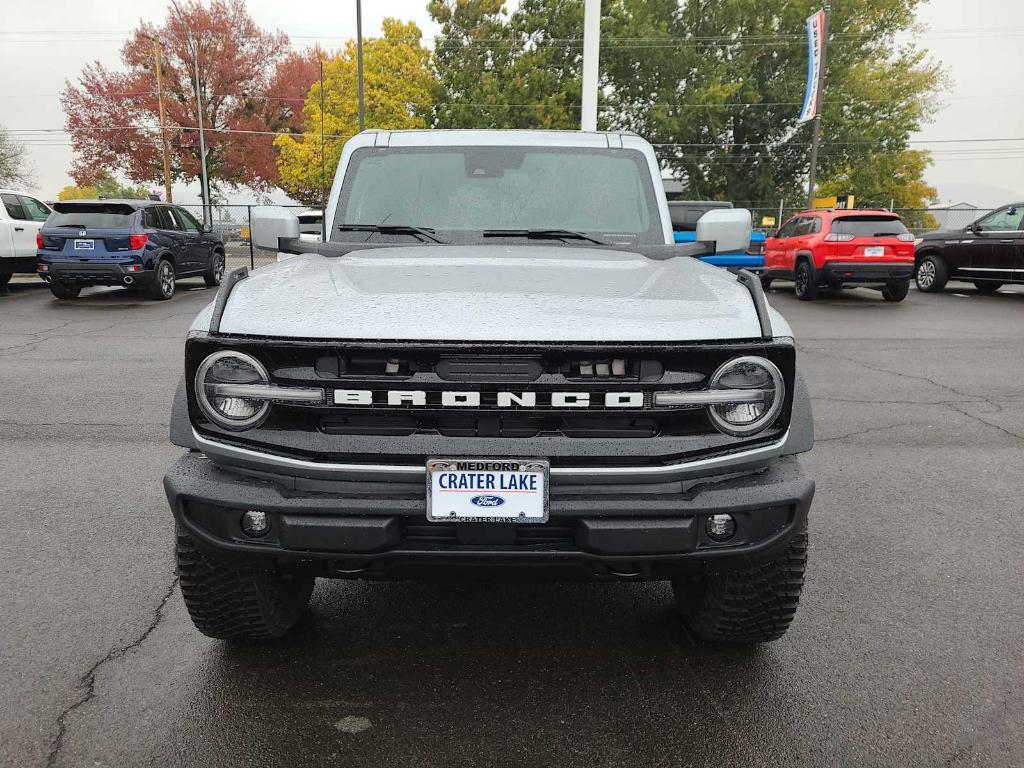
(429, 0), (585, 129)
(431, 0), (944, 210)
(274, 19), (435, 206)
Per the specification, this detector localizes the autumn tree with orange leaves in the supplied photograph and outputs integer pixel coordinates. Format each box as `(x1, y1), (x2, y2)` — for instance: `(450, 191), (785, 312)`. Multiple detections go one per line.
(61, 0), (322, 202)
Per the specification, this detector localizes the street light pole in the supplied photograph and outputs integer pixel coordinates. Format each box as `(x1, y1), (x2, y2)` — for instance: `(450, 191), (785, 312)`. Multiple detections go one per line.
(356, 0), (365, 132)
(580, 0), (600, 132)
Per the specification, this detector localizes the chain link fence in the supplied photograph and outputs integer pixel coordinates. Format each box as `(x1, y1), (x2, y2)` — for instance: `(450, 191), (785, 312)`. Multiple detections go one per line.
(181, 203), (995, 271)
(745, 205), (994, 236)
(177, 204), (311, 270)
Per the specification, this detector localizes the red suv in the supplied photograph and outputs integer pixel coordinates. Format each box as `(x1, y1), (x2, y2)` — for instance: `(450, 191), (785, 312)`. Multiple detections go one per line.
(761, 209), (916, 301)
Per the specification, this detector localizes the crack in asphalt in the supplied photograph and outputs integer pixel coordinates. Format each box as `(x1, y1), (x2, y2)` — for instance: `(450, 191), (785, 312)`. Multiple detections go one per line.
(815, 421), (921, 443)
(944, 402), (1024, 441)
(798, 345), (1024, 441)
(43, 576), (179, 768)
(0, 306), (201, 359)
(797, 344), (996, 407)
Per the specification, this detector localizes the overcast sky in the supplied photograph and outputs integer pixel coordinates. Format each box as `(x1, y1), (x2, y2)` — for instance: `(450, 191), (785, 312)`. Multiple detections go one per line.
(1, 0), (1021, 207)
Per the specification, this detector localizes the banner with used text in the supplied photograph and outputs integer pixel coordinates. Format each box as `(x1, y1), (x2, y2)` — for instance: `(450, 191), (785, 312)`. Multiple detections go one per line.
(798, 10), (825, 124)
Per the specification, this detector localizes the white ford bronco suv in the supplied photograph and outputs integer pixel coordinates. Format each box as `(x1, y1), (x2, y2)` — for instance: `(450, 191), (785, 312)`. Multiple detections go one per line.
(165, 130), (814, 644)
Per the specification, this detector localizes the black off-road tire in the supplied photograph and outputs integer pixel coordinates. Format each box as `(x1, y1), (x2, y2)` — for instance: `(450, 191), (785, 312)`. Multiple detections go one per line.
(149, 258), (176, 300)
(794, 260), (818, 301)
(672, 524), (808, 644)
(176, 529), (315, 640)
(49, 282), (81, 300)
(204, 250), (225, 287)
(881, 280), (910, 302)
(973, 281), (1002, 294)
(915, 254), (948, 292)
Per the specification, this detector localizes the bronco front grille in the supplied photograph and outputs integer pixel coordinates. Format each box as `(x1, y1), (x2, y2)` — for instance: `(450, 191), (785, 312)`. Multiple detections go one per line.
(186, 338), (795, 453)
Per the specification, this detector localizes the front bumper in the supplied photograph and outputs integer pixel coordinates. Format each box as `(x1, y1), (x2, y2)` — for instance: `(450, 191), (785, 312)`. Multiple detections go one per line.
(40, 259), (153, 287)
(820, 261), (914, 284)
(165, 452), (814, 581)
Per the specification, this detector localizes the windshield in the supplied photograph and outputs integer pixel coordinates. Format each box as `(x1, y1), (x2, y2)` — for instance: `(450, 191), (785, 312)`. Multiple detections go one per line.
(48, 203), (137, 229)
(335, 146), (663, 243)
(831, 216), (908, 237)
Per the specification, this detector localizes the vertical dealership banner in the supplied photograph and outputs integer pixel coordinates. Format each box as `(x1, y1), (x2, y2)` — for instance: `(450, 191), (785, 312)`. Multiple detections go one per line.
(798, 10), (826, 124)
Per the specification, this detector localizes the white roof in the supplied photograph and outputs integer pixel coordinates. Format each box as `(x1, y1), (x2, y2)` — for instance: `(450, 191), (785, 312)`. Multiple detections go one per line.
(928, 201), (978, 210)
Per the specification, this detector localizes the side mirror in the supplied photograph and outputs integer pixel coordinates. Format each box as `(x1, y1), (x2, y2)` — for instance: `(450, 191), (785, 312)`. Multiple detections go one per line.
(696, 208), (753, 253)
(251, 206), (299, 250)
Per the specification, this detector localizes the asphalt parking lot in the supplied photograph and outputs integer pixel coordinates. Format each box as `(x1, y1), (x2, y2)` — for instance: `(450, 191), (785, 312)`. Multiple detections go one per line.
(2, 276), (1022, 768)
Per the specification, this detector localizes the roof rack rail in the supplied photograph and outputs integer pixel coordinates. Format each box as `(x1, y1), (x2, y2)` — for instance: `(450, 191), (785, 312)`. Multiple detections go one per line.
(735, 269), (773, 340)
(209, 266), (249, 334)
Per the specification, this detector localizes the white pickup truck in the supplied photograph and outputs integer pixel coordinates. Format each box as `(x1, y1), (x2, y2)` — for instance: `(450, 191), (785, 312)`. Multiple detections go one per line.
(0, 189), (51, 286)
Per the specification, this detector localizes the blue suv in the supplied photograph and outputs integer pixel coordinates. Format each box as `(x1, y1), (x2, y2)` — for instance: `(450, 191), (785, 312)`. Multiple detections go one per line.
(37, 200), (225, 300)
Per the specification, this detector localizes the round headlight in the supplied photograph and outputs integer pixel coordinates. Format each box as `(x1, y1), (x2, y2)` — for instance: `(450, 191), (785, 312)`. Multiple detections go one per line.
(195, 351), (270, 430)
(707, 356), (785, 436)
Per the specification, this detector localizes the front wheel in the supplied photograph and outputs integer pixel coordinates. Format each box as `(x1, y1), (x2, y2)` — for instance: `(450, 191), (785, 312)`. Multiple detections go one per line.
(915, 255), (948, 292)
(973, 281), (1002, 294)
(881, 280), (910, 302)
(794, 261), (818, 301)
(49, 282), (81, 300)
(149, 258), (176, 300)
(204, 251), (225, 287)
(176, 529), (315, 640)
(673, 524), (808, 644)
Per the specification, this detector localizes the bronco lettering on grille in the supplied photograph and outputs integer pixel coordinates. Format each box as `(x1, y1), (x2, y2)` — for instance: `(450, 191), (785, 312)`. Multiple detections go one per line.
(333, 389), (645, 409)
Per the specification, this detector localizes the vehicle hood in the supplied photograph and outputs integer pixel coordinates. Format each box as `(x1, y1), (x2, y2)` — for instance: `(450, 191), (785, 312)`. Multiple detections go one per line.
(919, 228), (963, 241)
(193, 245), (791, 342)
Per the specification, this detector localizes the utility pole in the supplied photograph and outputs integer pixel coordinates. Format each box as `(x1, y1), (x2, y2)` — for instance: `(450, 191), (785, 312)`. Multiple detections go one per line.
(152, 37), (173, 203)
(169, 0), (211, 226)
(194, 43), (211, 227)
(356, 0), (365, 131)
(580, 0), (600, 132)
(806, 2), (831, 209)
(320, 60), (327, 220)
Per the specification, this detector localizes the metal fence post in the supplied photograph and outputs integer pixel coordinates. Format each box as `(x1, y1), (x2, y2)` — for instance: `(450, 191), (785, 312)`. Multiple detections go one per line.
(247, 205), (254, 269)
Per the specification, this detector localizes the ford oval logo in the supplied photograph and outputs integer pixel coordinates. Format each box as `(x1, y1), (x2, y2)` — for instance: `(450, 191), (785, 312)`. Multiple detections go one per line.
(470, 495), (505, 508)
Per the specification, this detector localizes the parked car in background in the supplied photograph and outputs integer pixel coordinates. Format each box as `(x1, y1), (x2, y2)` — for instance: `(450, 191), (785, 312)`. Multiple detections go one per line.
(0, 189), (51, 286)
(761, 209), (916, 301)
(668, 200), (766, 271)
(915, 202), (1024, 293)
(37, 200), (225, 301)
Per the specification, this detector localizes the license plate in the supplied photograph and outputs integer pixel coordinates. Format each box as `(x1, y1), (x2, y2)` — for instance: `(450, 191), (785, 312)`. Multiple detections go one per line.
(864, 245), (885, 257)
(426, 459), (549, 523)
(74, 239), (95, 251)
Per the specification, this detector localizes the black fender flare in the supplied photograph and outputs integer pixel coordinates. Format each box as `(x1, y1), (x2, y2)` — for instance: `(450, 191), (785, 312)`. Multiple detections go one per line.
(793, 251), (816, 278)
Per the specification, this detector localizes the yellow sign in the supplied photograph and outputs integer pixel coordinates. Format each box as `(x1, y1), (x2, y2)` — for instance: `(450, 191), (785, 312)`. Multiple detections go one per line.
(812, 194), (855, 210)
(240, 225), (250, 241)
(761, 216), (776, 227)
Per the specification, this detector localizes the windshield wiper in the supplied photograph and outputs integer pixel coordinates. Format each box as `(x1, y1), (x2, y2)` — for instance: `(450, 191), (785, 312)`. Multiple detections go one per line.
(337, 224), (446, 243)
(481, 228), (608, 245)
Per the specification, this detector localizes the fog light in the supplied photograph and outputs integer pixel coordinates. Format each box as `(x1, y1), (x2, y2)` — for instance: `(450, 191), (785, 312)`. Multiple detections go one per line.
(706, 514), (736, 542)
(241, 510), (269, 537)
